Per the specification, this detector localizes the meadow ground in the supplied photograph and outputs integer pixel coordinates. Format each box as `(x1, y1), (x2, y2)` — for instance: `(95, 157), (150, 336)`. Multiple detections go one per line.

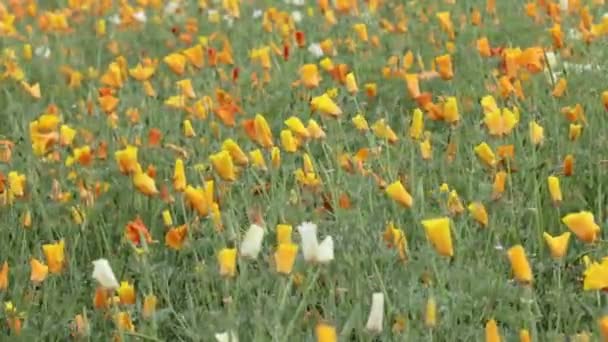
(1, 0), (608, 341)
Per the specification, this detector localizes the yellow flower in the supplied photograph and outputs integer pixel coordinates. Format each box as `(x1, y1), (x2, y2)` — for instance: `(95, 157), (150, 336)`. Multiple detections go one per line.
(164, 53), (187, 75)
(275, 243), (298, 275)
(284, 116), (310, 138)
(421, 217), (453, 257)
(568, 123), (582, 141)
(280, 130), (299, 153)
(276, 224), (292, 245)
(307, 119), (326, 139)
(133, 169), (159, 196)
(562, 211), (600, 243)
(183, 119), (196, 138)
(118, 281), (136, 305)
(8, 171), (26, 198)
(383, 221), (408, 261)
(583, 259), (608, 290)
(315, 322), (337, 342)
(142, 294), (157, 319)
(162, 210), (173, 227)
(182, 44), (205, 68)
(474, 142), (496, 167)
(547, 176), (562, 203)
(435, 54), (453, 80)
(218, 248), (237, 277)
(442, 96), (459, 123)
(345, 72), (358, 93)
(311, 93), (342, 116)
(128, 63), (155, 81)
(529, 121), (544, 145)
(409, 108), (424, 140)
(492, 171), (507, 199)
(254, 114), (274, 148)
(209, 150), (236, 181)
(543, 232), (570, 259)
(424, 295), (437, 328)
(271, 147), (281, 169)
(59, 125), (77, 146)
(485, 319), (501, 342)
(184, 185), (210, 216)
(420, 133), (432, 160)
(42, 239), (65, 274)
(249, 149), (267, 171)
(372, 119), (398, 143)
(468, 202), (488, 227)
(447, 190), (465, 215)
(599, 316), (608, 341)
(176, 78), (196, 98)
(386, 181), (413, 208)
(114, 312), (135, 332)
(115, 145), (139, 174)
(484, 108), (518, 136)
(507, 245), (533, 284)
(352, 114), (369, 131)
(173, 158), (186, 191)
(222, 139), (249, 166)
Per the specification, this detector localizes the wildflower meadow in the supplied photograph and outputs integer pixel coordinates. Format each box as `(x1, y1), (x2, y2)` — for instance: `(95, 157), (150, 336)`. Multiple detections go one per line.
(1, 0), (608, 340)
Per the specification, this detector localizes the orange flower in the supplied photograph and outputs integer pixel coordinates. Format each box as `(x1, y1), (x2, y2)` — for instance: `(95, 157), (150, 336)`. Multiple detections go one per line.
(435, 54), (453, 80)
(142, 294), (157, 319)
(125, 217), (153, 245)
(165, 225), (188, 250)
(0, 262), (8, 290)
(43, 239), (65, 274)
(184, 185), (210, 216)
(30, 258), (48, 283)
(563, 154), (574, 176)
(552, 78), (567, 97)
(299, 64), (321, 88)
(485, 319), (501, 342)
(507, 245), (533, 284)
(477, 37), (491, 57)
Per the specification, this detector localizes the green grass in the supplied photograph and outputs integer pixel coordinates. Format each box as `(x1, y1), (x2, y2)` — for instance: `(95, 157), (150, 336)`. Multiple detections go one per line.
(1, 0), (608, 341)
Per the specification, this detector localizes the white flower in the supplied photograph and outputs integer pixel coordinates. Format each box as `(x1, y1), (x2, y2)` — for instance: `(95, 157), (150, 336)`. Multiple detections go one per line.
(92, 258), (119, 289)
(291, 11), (303, 23)
(297, 222), (334, 264)
(559, 0), (568, 11)
(164, 1), (180, 15)
(307, 43), (324, 58)
(365, 292), (384, 332)
(544, 51), (558, 70)
(292, 0), (305, 6)
(316, 236), (334, 263)
(132, 10), (147, 23)
(215, 331), (238, 342)
(107, 14), (121, 25)
(223, 15), (234, 28)
(252, 9), (263, 19)
(240, 224), (265, 259)
(34, 46), (51, 59)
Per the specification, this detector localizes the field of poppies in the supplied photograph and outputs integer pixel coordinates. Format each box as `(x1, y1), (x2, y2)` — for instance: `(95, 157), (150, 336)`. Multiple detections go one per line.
(1, 0), (608, 341)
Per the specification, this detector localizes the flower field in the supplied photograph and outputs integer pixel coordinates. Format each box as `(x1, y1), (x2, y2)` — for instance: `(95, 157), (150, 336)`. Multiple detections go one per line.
(1, 0), (608, 340)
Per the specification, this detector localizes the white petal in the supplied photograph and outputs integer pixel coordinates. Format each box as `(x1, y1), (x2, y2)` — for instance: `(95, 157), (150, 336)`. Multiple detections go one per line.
(164, 1), (180, 15)
(316, 236), (334, 263)
(365, 292), (384, 332)
(252, 9), (263, 19)
(292, 0), (305, 6)
(297, 222), (319, 262)
(291, 11), (302, 23)
(215, 331), (239, 342)
(240, 224), (265, 259)
(559, 0), (568, 11)
(307, 43), (324, 58)
(92, 258), (119, 289)
(133, 10), (147, 23)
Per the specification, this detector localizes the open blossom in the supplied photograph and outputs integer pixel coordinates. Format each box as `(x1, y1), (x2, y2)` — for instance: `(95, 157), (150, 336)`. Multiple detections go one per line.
(297, 222), (334, 263)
